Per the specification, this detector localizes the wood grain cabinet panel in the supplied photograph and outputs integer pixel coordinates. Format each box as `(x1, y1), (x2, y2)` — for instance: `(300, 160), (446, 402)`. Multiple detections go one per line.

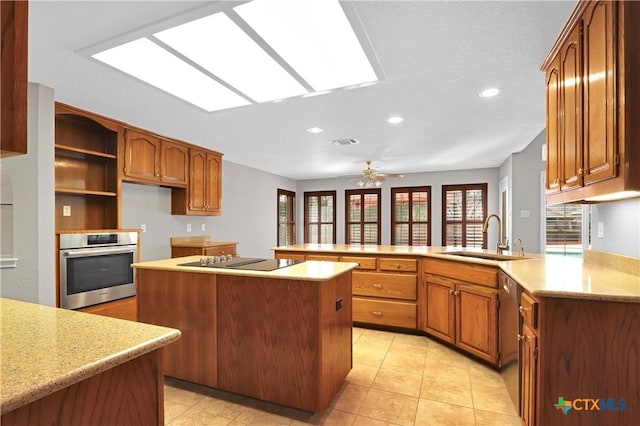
(520, 322), (537, 426)
(171, 148), (222, 216)
(340, 256), (377, 270)
(122, 129), (188, 187)
(379, 257), (417, 272)
(421, 258), (499, 365)
(542, 1), (640, 202)
(0, 0), (28, 157)
(353, 297), (416, 329)
(352, 271), (416, 300)
(137, 269), (217, 388)
(78, 296), (137, 321)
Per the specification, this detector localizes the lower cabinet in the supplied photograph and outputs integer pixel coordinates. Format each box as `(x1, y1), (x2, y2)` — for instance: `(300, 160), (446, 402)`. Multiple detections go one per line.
(521, 322), (538, 426)
(421, 258), (499, 365)
(78, 296), (137, 321)
(275, 251), (418, 329)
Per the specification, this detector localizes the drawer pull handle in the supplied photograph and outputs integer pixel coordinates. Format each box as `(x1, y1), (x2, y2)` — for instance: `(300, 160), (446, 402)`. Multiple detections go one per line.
(519, 306), (530, 313)
(371, 311), (383, 317)
(372, 284), (383, 289)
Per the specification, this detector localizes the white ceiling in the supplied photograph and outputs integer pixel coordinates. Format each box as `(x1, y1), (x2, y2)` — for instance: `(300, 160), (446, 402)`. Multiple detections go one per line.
(28, 1), (575, 180)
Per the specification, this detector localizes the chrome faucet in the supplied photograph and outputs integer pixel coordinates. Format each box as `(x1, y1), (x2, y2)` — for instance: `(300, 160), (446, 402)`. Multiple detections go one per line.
(482, 214), (509, 254)
(514, 238), (525, 257)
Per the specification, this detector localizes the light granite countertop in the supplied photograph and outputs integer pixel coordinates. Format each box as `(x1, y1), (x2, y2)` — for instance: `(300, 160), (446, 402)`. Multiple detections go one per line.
(132, 256), (358, 281)
(0, 298), (181, 415)
(273, 244), (640, 303)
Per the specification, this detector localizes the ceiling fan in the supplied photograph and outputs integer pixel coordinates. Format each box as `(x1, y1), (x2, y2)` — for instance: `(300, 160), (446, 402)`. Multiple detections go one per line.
(349, 161), (404, 187)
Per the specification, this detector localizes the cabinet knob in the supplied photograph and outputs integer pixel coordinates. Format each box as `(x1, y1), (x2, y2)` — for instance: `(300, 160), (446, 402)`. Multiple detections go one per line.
(519, 306), (529, 313)
(553, 177), (559, 185)
(578, 168), (584, 176)
(372, 284), (383, 289)
(371, 311), (383, 317)
(454, 290), (459, 296)
(518, 334), (526, 342)
(449, 289), (454, 294)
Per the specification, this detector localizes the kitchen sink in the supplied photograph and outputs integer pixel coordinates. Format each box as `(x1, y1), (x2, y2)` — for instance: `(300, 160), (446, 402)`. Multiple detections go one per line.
(440, 251), (528, 261)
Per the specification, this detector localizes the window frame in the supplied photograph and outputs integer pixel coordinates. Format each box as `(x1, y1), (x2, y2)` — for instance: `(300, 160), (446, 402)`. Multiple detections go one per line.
(344, 188), (382, 245)
(441, 183), (488, 248)
(303, 190), (337, 243)
(391, 186), (432, 246)
(277, 188), (296, 246)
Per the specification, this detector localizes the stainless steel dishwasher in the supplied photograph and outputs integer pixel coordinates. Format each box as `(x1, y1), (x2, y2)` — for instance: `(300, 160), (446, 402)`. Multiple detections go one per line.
(499, 273), (520, 414)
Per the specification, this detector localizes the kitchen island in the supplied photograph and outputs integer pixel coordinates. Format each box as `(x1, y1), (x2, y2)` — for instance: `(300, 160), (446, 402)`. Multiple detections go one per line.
(0, 298), (180, 425)
(133, 256), (357, 413)
(274, 244), (640, 426)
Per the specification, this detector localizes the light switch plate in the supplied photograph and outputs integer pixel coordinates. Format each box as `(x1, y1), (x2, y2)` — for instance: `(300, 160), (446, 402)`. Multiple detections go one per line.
(62, 205), (71, 217)
(597, 222), (604, 238)
(187, 223), (192, 233)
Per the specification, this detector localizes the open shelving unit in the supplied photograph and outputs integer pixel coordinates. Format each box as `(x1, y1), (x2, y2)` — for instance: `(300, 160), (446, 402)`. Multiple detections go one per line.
(54, 111), (121, 230)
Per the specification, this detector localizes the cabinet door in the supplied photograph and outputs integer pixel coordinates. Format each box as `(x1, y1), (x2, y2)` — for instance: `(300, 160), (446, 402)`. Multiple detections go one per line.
(123, 129), (160, 182)
(1, 1), (28, 157)
(188, 149), (207, 212)
(582, 0), (617, 185)
(205, 152), (222, 214)
(560, 24), (583, 191)
(545, 56), (562, 193)
(161, 140), (189, 186)
(521, 323), (537, 426)
(423, 274), (455, 344)
(456, 283), (498, 364)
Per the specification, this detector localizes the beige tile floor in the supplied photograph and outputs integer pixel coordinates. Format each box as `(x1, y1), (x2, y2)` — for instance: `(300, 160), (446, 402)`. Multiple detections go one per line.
(164, 327), (520, 425)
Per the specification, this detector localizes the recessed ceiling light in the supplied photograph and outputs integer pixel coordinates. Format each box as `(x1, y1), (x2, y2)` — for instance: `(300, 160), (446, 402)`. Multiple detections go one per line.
(92, 38), (250, 112)
(307, 127), (324, 134)
(479, 88), (500, 98)
(235, 0), (378, 91)
(387, 116), (404, 124)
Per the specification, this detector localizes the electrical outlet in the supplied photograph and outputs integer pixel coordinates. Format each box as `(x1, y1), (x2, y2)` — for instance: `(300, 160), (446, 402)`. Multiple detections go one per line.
(63, 205), (71, 217)
(201, 224), (206, 231)
(187, 223), (192, 233)
(141, 224), (146, 233)
(520, 210), (530, 218)
(597, 222), (604, 238)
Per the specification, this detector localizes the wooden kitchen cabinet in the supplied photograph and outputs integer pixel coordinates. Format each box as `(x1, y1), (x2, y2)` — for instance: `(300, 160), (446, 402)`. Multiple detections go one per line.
(78, 296), (137, 321)
(171, 148), (222, 216)
(542, 1), (640, 203)
(274, 250), (418, 329)
(122, 129), (189, 187)
(1, 1), (28, 157)
(521, 322), (538, 426)
(54, 103), (122, 230)
(421, 258), (499, 365)
(170, 236), (237, 258)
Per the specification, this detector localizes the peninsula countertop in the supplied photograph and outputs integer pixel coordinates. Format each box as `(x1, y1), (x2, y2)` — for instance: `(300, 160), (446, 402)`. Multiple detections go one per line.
(273, 244), (640, 303)
(132, 256), (358, 281)
(0, 298), (181, 415)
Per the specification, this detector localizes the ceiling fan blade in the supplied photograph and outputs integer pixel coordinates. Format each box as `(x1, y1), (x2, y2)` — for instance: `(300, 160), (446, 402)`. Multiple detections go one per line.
(377, 172), (404, 178)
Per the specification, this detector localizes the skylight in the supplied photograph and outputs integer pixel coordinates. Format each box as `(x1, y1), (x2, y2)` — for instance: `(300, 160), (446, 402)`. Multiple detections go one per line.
(154, 13), (308, 103)
(93, 38), (250, 112)
(235, 0), (378, 91)
(90, 0), (379, 112)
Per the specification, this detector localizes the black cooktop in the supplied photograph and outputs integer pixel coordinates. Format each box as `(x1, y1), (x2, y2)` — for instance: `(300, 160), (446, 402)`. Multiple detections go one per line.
(178, 257), (304, 272)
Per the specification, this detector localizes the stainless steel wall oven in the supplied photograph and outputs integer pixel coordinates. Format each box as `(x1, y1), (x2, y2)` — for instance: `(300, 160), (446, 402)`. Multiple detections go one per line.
(59, 231), (137, 310)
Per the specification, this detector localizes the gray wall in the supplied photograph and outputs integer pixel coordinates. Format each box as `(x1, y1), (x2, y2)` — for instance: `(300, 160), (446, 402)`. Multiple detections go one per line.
(0, 83), (56, 305)
(590, 199), (640, 258)
(510, 131), (546, 253)
(296, 168), (500, 248)
(121, 161), (296, 261)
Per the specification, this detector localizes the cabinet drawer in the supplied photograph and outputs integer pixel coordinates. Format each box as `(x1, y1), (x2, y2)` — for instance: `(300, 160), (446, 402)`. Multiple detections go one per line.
(353, 272), (416, 300)
(306, 254), (340, 261)
(520, 292), (538, 329)
(340, 256), (377, 270)
(353, 298), (416, 329)
(379, 257), (417, 272)
(423, 258), (498, 288)
(204, 245), (237, 257)
(274, 252), (306, 261)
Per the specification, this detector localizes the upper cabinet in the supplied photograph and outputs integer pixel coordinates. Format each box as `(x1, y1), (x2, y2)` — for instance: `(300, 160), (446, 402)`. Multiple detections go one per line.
(122, 129), (188, 187)
(1, 1), (28, 157)
(171, 148), (223, 216)
(542, 1), (640, 204)
(54, 103), (122, 230)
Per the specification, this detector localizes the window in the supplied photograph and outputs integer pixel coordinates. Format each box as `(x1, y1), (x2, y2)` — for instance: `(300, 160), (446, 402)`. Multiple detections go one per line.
(545, 204), (586, 256)
(391, 186), (431, 245)
(304, 191), (336, 243)
(442, 183), (487, 248)
(345, 189), (381, 245)
(277, 189), (296, 246)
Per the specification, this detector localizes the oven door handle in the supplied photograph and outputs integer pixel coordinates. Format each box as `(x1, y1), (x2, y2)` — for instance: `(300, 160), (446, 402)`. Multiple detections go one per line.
(62, 247), (136, 257)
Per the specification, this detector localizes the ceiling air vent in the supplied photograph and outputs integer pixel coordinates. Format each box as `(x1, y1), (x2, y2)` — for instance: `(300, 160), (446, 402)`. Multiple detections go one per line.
(330, 138), (360, 146)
